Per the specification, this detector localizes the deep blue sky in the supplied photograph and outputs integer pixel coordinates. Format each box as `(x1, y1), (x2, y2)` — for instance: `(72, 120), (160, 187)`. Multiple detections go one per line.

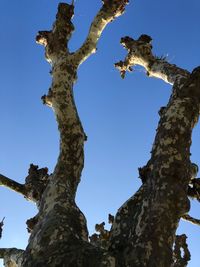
(0, 1), (200, 266)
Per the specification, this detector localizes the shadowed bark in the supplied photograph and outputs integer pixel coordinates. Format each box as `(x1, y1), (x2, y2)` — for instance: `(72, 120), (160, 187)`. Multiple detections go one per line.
(173, 235), (191, 267)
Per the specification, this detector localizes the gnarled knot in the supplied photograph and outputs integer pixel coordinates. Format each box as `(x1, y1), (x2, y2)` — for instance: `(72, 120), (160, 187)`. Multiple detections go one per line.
(115, 60), (133, 79)
(36, 31), (51, 47)
(90, 214), (114, 249)
(138, 165), (151, 184)
(41, 88), (53, 107)
(102, 0), (129, 18)
(26, 215), (39, 233)
(25, 164), (50, 202)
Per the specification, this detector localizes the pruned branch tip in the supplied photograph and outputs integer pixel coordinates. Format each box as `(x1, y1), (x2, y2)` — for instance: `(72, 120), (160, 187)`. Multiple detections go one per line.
(115, 34), (189, 84)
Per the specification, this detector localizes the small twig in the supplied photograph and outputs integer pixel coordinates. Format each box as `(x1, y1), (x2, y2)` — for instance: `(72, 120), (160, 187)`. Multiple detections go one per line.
(0, 217), (5, 239)
(182, 214), (200, 226)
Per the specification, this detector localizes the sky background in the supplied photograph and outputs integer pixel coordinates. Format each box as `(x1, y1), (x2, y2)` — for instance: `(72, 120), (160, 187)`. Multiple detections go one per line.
(0, 0), (200, 266)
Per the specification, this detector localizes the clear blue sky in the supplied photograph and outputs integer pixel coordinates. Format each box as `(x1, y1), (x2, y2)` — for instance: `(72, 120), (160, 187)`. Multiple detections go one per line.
(0, 1), (200, 266)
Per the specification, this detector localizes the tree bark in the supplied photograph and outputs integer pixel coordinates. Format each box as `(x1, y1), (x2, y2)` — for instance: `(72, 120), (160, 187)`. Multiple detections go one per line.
(109, 35), (200, 266)
(0, 174), (26, 198)
(21, 1), (128, 266)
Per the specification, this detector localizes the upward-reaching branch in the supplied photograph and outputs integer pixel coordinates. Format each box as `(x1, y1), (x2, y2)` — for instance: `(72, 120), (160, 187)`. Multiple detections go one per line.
(74, 0), (129, 65)
(35, 1), (129, 202)
(22, 3), (129, 266)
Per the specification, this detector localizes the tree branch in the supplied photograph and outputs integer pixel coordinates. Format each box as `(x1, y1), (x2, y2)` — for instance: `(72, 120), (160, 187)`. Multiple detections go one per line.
(74, 0), (129, 65)
(0, 217), (5, 239)
(0, 164), (49, 204)
(0, 174), (26, 197)
(0, 248), (24, 267)
(182, 214), (200, 226)
(115, 35), (189, 84)
(36, 3), (75, 63)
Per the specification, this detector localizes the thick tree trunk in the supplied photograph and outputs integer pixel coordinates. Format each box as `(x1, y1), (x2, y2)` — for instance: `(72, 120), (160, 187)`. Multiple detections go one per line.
(21, 2), (128, 267)
(109, 36), (200, 267)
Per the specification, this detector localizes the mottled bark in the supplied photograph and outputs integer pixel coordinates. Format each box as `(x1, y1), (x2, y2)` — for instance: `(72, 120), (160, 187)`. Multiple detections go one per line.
(115, 35), (189, 84)
(109, 36), (200, 266)
(21, 1), (128, 267)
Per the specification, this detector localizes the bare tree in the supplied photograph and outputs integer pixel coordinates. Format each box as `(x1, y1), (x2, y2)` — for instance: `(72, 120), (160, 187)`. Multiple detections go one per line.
(0, 1), (200, 266)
